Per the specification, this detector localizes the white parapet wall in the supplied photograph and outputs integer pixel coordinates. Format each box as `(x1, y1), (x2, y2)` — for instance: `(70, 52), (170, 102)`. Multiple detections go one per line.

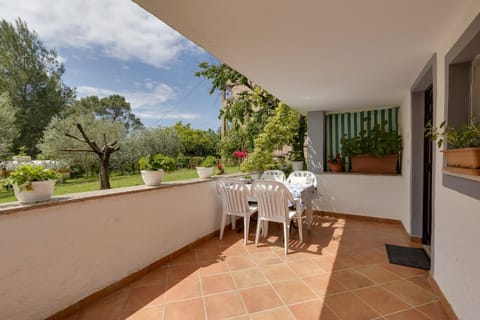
(314, 173), (409, 229)
(0, 180), (222, 320)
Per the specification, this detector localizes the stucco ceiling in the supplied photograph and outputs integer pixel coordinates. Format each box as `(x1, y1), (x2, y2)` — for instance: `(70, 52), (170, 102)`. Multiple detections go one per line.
(134, 0), (472, 113)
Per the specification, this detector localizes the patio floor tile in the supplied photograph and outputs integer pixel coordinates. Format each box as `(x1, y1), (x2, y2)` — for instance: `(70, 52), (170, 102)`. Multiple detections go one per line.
(239, 285), (283, 313)
(65, 214), (450, 320)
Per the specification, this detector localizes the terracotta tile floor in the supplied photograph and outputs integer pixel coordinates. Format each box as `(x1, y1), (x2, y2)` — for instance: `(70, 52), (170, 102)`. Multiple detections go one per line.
(68, 215), (450, 320)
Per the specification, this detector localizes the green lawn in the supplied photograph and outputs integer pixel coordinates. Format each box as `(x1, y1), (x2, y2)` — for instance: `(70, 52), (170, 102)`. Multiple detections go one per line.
(0, 166), (240, 204)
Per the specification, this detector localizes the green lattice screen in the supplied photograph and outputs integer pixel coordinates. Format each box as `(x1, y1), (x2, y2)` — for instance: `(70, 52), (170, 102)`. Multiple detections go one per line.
(325, 107), (400, 170)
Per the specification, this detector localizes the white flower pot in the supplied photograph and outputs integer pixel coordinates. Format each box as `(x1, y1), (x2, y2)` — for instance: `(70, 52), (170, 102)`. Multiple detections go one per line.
(292, 161), (304, 171)
(13, 180), (55, 204)
(141, 170), (165, 186)
(196, 167), (214, 178)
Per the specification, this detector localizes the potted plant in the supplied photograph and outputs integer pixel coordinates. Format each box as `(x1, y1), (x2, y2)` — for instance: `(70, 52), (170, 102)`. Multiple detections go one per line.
(196, 156), (217, 178)
(425, 119), (480, 175)
(327, 154), (343, 172)
(290, 150), (305, 171)
(139, 154), (176, 186)
(1, 164), (61, 204)
(341, 121), (403, 173)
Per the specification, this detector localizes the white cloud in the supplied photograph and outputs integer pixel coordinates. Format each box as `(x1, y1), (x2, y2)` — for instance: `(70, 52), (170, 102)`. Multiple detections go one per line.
(0, 0), (199, 68)
(77, 83), (175, 109)
(76, 84), (200, 123)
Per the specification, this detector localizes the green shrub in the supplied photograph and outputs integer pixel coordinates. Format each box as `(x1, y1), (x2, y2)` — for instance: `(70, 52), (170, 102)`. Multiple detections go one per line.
(1, 164), (61, 191)
(200, 156), (217, 167)
(176, 155), (190, 169)
(341, 121), (402, 159)
(139, 154), (176, 171)
(189, 156), (205, 168)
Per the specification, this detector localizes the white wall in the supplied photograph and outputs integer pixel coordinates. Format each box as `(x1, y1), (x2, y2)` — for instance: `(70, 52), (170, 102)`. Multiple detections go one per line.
(429, 3), (480, 319)
(315, 173), (408, 224)
(315, 96), (412, 231)
(0, 181), (222, 320)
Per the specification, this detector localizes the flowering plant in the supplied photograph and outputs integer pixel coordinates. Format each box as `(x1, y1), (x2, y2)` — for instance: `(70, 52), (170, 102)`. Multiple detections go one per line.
(216, 163), (224, 175)
(232, 150), (248, 159)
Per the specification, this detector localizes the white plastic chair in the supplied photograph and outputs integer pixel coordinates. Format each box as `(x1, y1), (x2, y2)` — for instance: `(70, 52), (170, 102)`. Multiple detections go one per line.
(260, 170), (286, 182)
(286, 170), (317, 187)
(216, 180), (258, 244)
(251, 180), (303, 254)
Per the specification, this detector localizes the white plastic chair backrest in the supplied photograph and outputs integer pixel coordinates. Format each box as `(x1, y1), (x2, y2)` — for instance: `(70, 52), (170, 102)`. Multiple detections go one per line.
(216, 180), (250, 215)
(260, 170), (286, 182)
(251, 180), (293, 222)
(287, 171), (317, 186)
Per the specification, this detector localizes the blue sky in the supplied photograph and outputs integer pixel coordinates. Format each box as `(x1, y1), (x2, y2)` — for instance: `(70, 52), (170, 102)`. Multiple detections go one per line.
(0, 0), (222, 130)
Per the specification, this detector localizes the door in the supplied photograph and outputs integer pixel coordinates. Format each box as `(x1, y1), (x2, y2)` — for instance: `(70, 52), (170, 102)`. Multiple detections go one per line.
(422, 86), (434, 245)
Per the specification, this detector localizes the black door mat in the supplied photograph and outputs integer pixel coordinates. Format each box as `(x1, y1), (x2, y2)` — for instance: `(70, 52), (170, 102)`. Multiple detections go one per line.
(385, 244), (431, 270)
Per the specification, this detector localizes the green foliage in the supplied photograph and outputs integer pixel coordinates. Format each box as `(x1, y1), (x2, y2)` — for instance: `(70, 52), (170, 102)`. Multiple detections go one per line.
(37, 112), (127, 178)
(341, 121), (403, 159)
(138, 154), (176, 171)
(241, 103), (301, 171)
(63, 95), (143, 131)
(0, 92), (18, 159)
(290, 150), (305, 161)
(196, 62), (279, 156)
(200, 156), (217, 167)
(425, 119), (480, 149)
(113, 126), (182, 173)
(2, 164), (61, 191)
(0, 19), (75, 156)
(174, 122), (220, 157)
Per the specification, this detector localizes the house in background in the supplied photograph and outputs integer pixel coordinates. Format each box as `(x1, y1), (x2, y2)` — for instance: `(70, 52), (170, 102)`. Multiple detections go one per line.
(135, 1), (480, 318)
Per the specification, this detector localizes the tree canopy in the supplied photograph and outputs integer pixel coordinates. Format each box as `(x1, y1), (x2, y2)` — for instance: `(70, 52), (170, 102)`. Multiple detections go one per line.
(196, 62), (278, 156)
(0, 93), (18, 159)
(0, 18), (75, 156)
(64, 95), (143, 131)
(173, 122), (220, 157)
(196, 62), (306, 166)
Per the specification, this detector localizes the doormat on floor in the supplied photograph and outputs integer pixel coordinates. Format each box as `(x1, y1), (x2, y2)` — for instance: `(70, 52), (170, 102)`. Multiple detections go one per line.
(385, 244), (431, 270)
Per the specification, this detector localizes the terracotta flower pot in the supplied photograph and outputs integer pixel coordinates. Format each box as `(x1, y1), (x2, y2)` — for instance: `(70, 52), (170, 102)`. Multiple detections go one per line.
(351, 154), (399, 174)
(442, 147), (480, 168)
(328, 162), (343, 172)
(442, 147), (480, 176)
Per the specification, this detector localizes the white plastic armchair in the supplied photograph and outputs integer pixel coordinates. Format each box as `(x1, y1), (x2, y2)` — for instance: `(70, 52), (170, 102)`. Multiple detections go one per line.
(260, 170), (286, 182)
(216, 179), (257, 244)
(251, 180), (303, 254)
(286, 170), (317, 187)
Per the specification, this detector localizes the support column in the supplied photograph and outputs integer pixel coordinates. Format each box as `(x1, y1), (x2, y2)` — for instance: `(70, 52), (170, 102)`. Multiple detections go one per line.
(306, 111), (325, 174)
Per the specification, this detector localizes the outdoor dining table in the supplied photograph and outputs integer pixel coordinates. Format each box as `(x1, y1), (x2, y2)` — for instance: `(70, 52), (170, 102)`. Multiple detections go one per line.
(245, 182), (316, 231)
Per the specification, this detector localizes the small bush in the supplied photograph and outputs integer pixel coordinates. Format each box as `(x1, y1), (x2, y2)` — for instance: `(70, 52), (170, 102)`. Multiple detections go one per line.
(139, 154), (176, 171)
(190, 156), (205, 168)
(200, 156), (217, 167)
(176, 155), (190, 169)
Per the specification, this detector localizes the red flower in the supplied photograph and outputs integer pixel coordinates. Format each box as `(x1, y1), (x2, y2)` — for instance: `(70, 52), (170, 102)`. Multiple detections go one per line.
(232, 150), (248, 159)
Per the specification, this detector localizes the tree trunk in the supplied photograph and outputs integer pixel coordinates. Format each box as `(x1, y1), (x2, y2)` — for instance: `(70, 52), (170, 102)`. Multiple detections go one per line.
(99, 154), (111, 189)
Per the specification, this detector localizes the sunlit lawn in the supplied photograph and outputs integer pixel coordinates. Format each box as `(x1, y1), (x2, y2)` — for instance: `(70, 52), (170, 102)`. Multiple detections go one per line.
(0, 166), (240, 204)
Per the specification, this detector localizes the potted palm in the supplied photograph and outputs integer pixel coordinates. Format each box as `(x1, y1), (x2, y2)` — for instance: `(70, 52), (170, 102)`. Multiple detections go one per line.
(425, 119), (480, 175)
(196, 156), (216, 178)
(1, 164), (61, 204)
(139, 154), (176, 186)
(341, 121), (402, 173)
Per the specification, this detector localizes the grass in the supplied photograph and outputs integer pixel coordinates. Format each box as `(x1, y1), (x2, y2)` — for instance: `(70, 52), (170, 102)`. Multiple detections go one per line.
(0, 166), (241, 204)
